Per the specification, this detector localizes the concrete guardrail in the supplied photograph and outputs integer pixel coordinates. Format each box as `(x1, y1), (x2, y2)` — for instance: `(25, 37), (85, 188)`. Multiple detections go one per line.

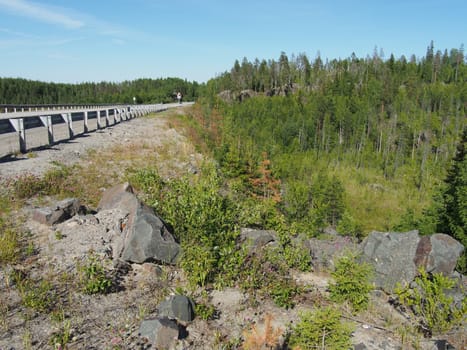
(0, 103), (174, 157)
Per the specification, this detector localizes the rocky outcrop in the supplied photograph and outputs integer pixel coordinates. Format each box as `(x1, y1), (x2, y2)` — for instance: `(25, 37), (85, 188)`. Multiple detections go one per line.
(98, 183), (181, 265)
(32, 198), (85, 225)
(360, 231), (464, 292)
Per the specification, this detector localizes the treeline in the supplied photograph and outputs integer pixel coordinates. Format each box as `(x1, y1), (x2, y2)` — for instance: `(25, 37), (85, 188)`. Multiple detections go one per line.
(207, 41), (466, 93)
(196, 42), (466, 239)
(0, 77), (201, 105)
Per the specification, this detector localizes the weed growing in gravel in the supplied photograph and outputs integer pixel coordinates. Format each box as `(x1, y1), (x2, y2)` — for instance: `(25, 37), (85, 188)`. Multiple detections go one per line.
(0, 218), (21, 264)
(77, 254), (112, 295)
(18, 278), (57, 313)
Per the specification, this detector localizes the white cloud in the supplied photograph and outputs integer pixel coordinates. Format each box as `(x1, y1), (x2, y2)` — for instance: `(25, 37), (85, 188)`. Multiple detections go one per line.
(0, 0), (84, 29)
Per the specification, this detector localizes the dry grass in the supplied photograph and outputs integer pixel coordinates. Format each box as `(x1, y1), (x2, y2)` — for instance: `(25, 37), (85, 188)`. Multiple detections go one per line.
(242, 314), (283, 350)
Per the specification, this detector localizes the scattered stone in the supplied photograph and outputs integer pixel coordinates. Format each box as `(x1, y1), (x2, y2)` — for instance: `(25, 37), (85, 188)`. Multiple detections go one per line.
(157, 295), (196, 323)
(139, 317), (179, 349)
(32, 198), (84, 225)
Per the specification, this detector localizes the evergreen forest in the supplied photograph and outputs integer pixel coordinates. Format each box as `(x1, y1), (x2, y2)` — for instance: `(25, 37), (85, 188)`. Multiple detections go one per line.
(0, 77), (200, 104)
(195, 42), (466, 268)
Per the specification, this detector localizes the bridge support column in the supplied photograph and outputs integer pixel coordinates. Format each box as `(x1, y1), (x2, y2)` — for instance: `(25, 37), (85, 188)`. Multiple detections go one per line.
(105, 109), (110, 127)
(84, 111), (89, 133)
(97, 110), (102, 129)
(61, 113), (74, 139)
(9, 118), (27, 153)
(39, 116), (54, 145)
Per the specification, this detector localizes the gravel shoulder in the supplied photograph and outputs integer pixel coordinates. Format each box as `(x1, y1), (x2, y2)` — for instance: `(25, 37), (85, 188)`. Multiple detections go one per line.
(0, 109), (181, 179)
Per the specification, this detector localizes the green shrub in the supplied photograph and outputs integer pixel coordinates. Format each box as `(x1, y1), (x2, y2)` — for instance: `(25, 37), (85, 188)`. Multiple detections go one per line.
(328, 251), (374, 312)
(78, 255), (112, 295)
(19, 279), (57, 313)
(395, 268), (467, 335)
(288, 306), (354, 350)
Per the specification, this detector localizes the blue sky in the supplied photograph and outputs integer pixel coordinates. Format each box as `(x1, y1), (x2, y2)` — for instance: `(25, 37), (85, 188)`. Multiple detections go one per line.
(0, 0), (465, 84)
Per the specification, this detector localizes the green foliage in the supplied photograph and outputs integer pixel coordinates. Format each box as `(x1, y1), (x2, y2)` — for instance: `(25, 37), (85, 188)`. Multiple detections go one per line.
(78, 254), (112, 295)
(288, 306), (354, 350)
(328, 251), (374, 312)
(49, 319), (71, 349)
(0, 219), (21, 264)
(180, 244), (216, 288)
(435, 127), (467, 272)
(195, 302), (216, 321)
(268, 278), (299, 309)
(395, 268), (467, 335)
(237, 247), (302, 308)
(126, 167), (164, 207)
(19, 279), (57, 313)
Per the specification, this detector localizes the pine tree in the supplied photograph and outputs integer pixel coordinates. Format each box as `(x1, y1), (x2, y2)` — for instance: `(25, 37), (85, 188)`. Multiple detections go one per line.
(437, 127), (467, 271)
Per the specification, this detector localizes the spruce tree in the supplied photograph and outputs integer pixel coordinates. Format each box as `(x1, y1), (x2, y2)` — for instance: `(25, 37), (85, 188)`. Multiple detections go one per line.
(437, 127), (467, 271)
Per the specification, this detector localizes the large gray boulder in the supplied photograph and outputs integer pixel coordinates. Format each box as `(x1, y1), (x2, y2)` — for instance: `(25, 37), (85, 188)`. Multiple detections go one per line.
(98, 183), (181, 265)
(360, 231), (464, 293)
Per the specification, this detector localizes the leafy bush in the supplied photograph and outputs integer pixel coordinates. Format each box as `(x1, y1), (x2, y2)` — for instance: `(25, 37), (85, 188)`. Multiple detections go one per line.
(288, 306), (354, 350)
(395, 268), (467, 335)
(328, 251), (374, 312)
(19, 279), (57, 313)
(78, 255), (112, 295)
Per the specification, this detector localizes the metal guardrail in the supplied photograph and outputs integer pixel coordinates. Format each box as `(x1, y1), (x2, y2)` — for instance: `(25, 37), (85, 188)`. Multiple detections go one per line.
(0, 103), (169, 157)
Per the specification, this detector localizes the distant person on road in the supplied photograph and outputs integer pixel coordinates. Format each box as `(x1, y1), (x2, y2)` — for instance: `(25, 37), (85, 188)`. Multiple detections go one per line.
(177, 92), (182, 104)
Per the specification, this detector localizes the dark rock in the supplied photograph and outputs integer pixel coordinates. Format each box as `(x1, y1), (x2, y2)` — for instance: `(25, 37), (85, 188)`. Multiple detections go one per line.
(239, 228), (277, 251)
(120, 204), (180, 264)
(98, 183), (181, 265)
(32, 198), (84, 225)
(157, 295), (195, 323)
(139, 317), (179, 349)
